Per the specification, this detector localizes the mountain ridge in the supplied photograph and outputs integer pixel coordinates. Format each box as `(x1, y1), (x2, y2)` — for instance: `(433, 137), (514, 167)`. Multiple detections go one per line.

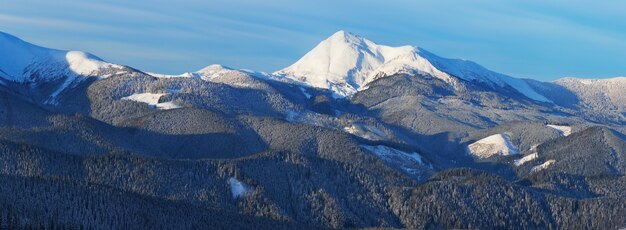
(273, 30), (552, 102)
(2, 30), (622, 106)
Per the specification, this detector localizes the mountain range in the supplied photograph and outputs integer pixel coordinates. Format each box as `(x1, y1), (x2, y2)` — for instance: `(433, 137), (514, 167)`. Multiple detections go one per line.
(0, 30), (625, 229)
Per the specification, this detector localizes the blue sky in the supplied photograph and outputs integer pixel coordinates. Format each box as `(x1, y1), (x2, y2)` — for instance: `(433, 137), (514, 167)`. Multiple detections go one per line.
(1, 0), (626, 80)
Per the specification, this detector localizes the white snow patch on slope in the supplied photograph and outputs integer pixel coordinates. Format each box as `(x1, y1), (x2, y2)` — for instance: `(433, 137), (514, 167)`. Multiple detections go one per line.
(64, 51), (117, 76)
(531, 160), (555, 173)
(155, 101), (182, 110)
(274, 30), (551, 102)
(547, 124), (572, 136)
(343, 124), (387, 141)
(121, 93), (180, 110)
(514, 153), (538, 166)
(228, 177), (251, 199)
(122, 93), (164, 105)
(467, 133), (520, 158)
(361, 145), (431, 177)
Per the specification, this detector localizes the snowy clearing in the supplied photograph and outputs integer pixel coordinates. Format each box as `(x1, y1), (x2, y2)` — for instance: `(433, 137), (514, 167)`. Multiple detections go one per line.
(467, 133), (519, 158)
(121, 93), (180, 110)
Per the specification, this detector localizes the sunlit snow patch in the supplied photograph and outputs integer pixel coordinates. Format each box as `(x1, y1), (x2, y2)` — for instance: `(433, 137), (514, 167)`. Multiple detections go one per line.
(531, 160), (555, 173)
(121, 93), (181, 110)
(155, 101), (182, 110)
(547, 125), (572, 136)
(467, 133), (519, 158)
(514, 153), (538, 166)
(361, 145), (431, 178)
(344, 124), (387, 141)
(228, 177), (251, 199)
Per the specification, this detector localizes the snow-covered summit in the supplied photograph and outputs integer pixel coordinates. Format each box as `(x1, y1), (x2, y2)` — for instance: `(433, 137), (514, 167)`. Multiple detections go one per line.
(274, 30), (450, 97)
(274, 30), (551, 102)
(0, 31), (122, 83)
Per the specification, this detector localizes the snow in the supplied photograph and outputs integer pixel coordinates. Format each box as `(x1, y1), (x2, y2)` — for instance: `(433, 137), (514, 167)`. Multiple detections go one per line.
(531, 160), (555, 173)
(274, 30), (452, 97)
(150, 64), (269, 90)
(147, 72), (193, 79)
(419, 48), (552, 103)
(122, 93), (164, 105)
(467, 133), (520, 158)
(155, 101), (182, 110)
(514, 153), (538, 166)
(361, 145), (431, 177)
(121, 93), (180, 110)
(343, 124), (387, 141)
(228, 177), (250, 199)
(547, 124), (572, 136)
(0, 31), (51, 81)
(64, 51), (113, 76)
(150, 65), (237, 81)
(0, 32), (121, 82)
(274, 30), (551, 102)
(195, 64), (233, 80)
(1, 31), (126, 104)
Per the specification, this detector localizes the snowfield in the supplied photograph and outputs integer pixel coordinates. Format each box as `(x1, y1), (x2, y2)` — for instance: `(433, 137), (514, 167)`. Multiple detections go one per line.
(467, 133), (520, 158)
(343, 124), (387, 141)
(121, 93), (181, 110)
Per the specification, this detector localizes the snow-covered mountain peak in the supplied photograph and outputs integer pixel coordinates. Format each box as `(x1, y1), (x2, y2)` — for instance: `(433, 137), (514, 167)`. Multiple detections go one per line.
(0, 31), (121, 83)
(274, 30), (454, 97)
(195, 64), (233, 77)
(274, 30), (551, 102)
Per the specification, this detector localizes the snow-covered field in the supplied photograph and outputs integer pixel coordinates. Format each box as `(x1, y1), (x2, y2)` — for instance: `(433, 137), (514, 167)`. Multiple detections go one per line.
(467, 133), (520, 158)
(121, 93), (181, 110)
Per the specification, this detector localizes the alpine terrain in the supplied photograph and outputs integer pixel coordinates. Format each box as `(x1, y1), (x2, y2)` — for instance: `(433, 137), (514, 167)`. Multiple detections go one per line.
(0, 30), (625, 229)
